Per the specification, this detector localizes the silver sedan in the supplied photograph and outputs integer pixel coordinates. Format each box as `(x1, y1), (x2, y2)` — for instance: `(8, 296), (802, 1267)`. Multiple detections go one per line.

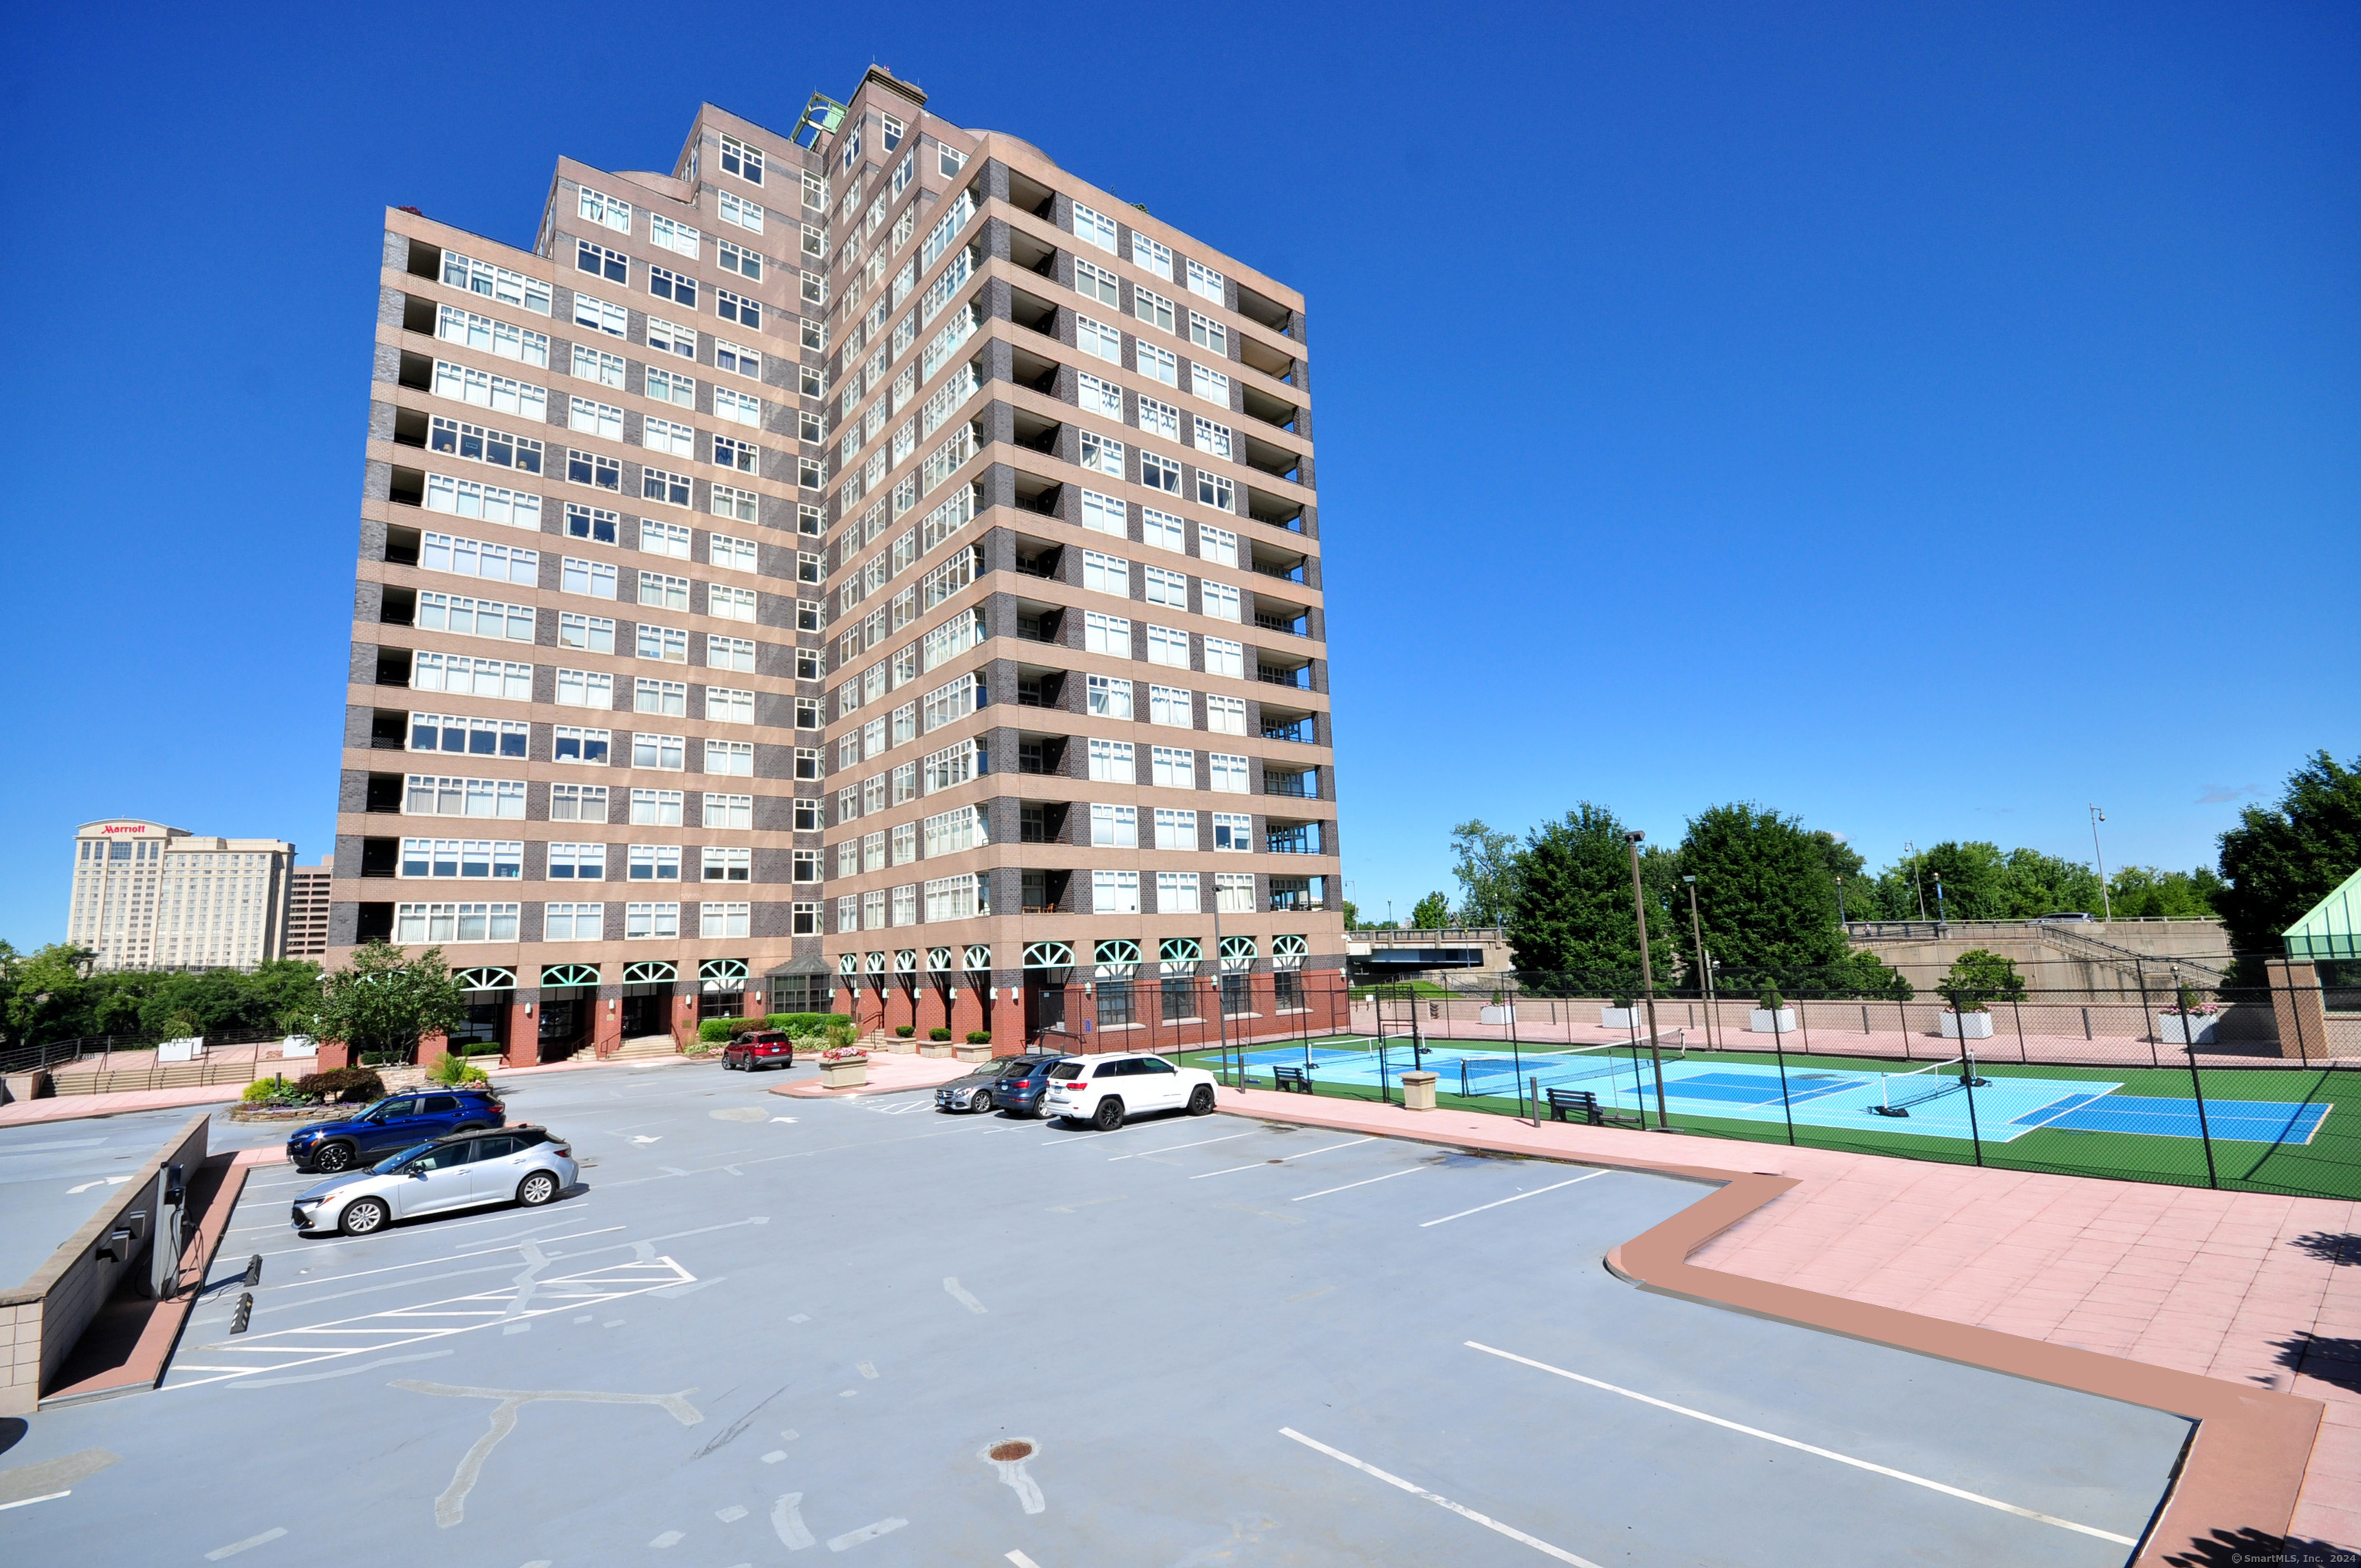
(290, 1128), (578, 1237)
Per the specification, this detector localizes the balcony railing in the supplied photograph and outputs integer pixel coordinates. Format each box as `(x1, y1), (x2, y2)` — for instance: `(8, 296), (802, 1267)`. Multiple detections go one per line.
(1260, 721), (1315, 744)
(1264, 775), (1318, 799)
(1257, 666), (1312, 689)
(1253, 561), (1306, 583)
(1254, 613), (1308, 636)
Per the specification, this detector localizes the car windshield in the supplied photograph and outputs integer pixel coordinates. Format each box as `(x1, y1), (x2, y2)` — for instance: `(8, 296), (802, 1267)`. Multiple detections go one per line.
(1047, 1061), (1084, 1079)
(372, 1141), (437, 1174)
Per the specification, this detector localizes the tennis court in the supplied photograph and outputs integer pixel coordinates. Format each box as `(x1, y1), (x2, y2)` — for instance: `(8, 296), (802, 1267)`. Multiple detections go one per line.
(1227, 1037), (2333, 1148)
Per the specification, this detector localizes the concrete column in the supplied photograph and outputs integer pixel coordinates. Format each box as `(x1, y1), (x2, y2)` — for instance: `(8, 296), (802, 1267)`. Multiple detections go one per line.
(503, 1002), (535, 1069)
(2266, 960), (2329, 1061)
(592, 991), (624, 1059)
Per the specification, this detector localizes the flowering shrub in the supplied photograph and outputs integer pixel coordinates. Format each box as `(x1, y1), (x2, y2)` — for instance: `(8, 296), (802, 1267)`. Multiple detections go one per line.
(819, 1046), (868, 1065)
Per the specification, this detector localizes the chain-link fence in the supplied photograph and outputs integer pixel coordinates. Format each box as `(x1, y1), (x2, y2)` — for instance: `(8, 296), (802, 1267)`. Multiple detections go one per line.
(1174, 969), (2361, 1201)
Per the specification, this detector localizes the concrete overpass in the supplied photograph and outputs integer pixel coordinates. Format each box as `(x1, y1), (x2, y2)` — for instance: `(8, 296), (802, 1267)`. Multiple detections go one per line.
(1845, 917), (2235, 997)
(1345, 926), (1513, 984)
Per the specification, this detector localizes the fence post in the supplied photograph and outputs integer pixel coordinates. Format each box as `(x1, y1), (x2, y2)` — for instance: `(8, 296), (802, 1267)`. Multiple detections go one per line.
(2177, 967), (2220, 1189)
(1961, 1049), (1985, 1168)
(2136, 968), (2158, 1068)
(2011, 996), (2028, 1065)
(1529, 1074), (1540, 1130)
(1898, 997), (1911, 1061)
(1770, 1004), (1796, 1146)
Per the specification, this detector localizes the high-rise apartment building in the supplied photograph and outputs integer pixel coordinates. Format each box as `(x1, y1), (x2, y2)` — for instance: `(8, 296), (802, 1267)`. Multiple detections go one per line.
(67, 821), (295, 972)
(282, 857), (334, 960)
(329, 66), (1342, 1061)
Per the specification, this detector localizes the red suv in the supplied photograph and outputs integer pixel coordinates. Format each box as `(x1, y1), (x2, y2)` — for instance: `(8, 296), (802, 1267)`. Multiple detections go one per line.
(722, 1031), (796, 1072)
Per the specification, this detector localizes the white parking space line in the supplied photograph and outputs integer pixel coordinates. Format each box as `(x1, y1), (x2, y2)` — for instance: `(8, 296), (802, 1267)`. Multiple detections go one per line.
(257, 1228), (623, 1292)
(1280, 1428), (1600, 1566)
(1463, 1342), (2138, 1546)
(945, 1277), (988, 1314)
(1005, 1552), (1044, 1568)
(204, 1526), (289, 1560)
(1190, 1137), (1374, 1179)
(827, 1517), (908, 1549)
(1291, 1166), (1426, 1202)
(1417, 1172), (1606, 1227)
(0, 1490), (71, 1512)
(1106, 1131), (1252, 1161)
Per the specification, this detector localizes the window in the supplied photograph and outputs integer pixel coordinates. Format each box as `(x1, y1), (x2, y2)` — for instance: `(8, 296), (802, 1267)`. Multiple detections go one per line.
(625, 902), (680, 939)
(712, 434), (758, 476)
(403, 776), (526, 819)
(633, 676), (687, 716)
(443, 252), (554, 315)
(576, 240), (628, 284)
(1155, 807), (1200, 850)
(788, 796), (819, 832)
(1151, 746), (1194, 788)
(1192, 362), (1232, 408)
(633, 733), (686, 770)
(436, 304), (552, 370)
(573, 293), (628, 337)
(642, 264), (693, 307)
(1146, 624), (1190, 669)
(1210, 752), (1250, 793)
(1148, 683), (1192, 726)
(891, 822), (918, 865)
(706, 534), (756, 573)
(559, 504), (614, 547)
(1081, 550), (1130, 597)
(421, 530), (538, 584)
(1130, 231), (1173, 277)
(1197, 471), (1235, 513)
(1143, 566), (1187, 610)
(579, 187), (632, 231)
(553, 724), (612, 764)
(547, 842), (607, 880)
(412, 653), (532, 702)
(837, 895), (859, 934)
(1119, 344), (1168, 390)
(890, 884), (918, 926)
(1076, 315), (1123, 365)
(714, 386), (762, 427)
(565, 449), (620, 491)
(394, 902), (520, 943)
(699, 902), (750, 938)
(1088, 674), (1133, 719)
(1204, 636), (1244, 679)
(722, 134), (764, 184)
(1072, 202), (1118, 253)
(1201, 580), (1241, 622)
(1141, 507), (1187, 553)
(1157, 872), (1202, 915)
(1087, 738), (1134, 783)
(799, 503), (825, 537)
(921, 673), (977, 733)
(922, 874), (981, 922)
(719, 191), (763, 232)
(921, 739), (976, 794)
(556, 668), (613, 708)
(706, 739), (754, 776)
(938, 143), (966, 178)
(1092, 869), (1140, 915)
(646, 317), (696, 359)
(1185, 258), (1225, 304)
(570, 345), (625, 389)
(1069, 493), (1122, 545)
(550, 783), (609, 822)
(1136, 395), (1180, 440)
(1091, 803), (1137, 848)
(920, 610), (984, 672)
(1193, 417), (1234, 462)
(1199, 525), (1240, 568)
(427, 472), (543, 530)
(569, 397), (623, 441)
(559, 612), (617, 654)
(407, 713), (530, 757)
(1084, 610), (1131, 656)
(1207, 694), (1247, 735)
(891, 702), (917, 746)
(919, 250), (973, 330)
(636, 623), (689, 662)
(1211, 811), (1252, 851)
(1133, 286), (1176, 334)
(1078, 372), (1122, 419)
(712, 483), (759, 522)
(395, 839), (523, 880)
(432, 357), (549, 418)
(636, 570), (690, 612)
(716, 339), (760, 378)
(920, 547), (978, 612)
(716, 289), (760, 329)
(1080, 430), (1124, 477)
(430, 415), (544, 475)
(921, 805), (986, 856)
(709, 584), (757, 622)
(536, 902), (599, 940)
(1074, 257), (1119, 308)
(417, 591), (536, 642)
(921, 303), (977, 379)
(633, 519), (687, 561)
(630, 788), (684, 826)
(1189, 311), (1227, 357)
(707, 633), (755, 673)
(1215, 872), (1254, 914)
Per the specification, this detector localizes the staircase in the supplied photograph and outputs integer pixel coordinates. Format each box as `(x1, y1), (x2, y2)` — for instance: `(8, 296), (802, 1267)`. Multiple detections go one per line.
(610, 1035), (682, 1061)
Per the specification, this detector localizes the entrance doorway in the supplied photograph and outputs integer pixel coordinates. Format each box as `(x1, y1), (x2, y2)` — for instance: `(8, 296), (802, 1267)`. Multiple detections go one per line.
(1024, 981), (1068, 1042)
(537, 988), (596, 1061)
(621, 985), (669, 1039)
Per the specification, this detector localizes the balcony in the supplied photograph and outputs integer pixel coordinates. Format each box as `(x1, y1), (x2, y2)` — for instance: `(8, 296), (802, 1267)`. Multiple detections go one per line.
(1260, 717), (1317, 745)
(1242, 434), (1300, 483)
(1247, 487), (1303, 531)
(1241, 384), (1300, 432)
(1019, 801), (1068, 843)
(1237, 283), (1297, 340)
(1013, 473), (1063, 517)
(1265, 822), (1325, 855)
(1008, 228), (1058, 278)
(1254, 608), (1310, 638)
(1016, 735), (1068, 776)
(1014, 668), (1065, 708)
(1257, 663), (1313, 691)
(1252, 552), (1307, 585)
(1267, 875), (1325, 914)
(1011, 410), (1061, 455)
(1009, 288), (1059, 338)
(370, 709), (408, 751)
(1011, 346), (1061, 395)
(1264, 770), (1320, 800)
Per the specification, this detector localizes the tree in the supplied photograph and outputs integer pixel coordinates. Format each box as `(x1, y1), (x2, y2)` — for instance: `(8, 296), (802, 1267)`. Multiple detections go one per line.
(1676, 805), (1852, 989)
(1340, 898), (1362, 929)
(2217, 750), (2361, 985)
(301, 942), (467, 1062)
(1410, 892), (1453, 930)
(1939, 948), (2026, 1008)
(1908, 841), (2101, 920)
(2106, 865), (2223, 919)
(1504, 805), (1679, 994)
(1449, 820), (1520, 926)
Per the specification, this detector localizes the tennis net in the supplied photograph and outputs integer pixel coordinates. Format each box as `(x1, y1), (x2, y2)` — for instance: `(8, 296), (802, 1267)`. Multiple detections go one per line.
(1452, 1038), (1685, 1098)
(1866, 1054), (1987, 1117)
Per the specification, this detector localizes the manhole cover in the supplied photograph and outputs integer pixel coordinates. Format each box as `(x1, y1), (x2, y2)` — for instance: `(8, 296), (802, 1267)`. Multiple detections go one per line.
(989, 1440), (1034, 1462)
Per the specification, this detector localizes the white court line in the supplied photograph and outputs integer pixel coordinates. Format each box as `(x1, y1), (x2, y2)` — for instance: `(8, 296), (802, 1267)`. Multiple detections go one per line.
(1280, 1428), (1599, 1565)
(1190, 1137), (1373, 1179)
(1292, 1165), (1426, 1201)
(1463, 1342), (2137, 1546)
(1107, 1131), (1252, 1161)
(0, 1490), (71, 1512)
(1418, 1171), (1605, 1226)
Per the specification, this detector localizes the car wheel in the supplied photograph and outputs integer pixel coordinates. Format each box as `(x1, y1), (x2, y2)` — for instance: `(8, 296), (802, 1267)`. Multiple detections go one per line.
(516, 1171), (560, 1207)
(1187, 1084), (1216, 1115)
(1091, 1097), (1124, 1132)
(313, 1141), (355, 1174)
(340, 1197), (389, 1237)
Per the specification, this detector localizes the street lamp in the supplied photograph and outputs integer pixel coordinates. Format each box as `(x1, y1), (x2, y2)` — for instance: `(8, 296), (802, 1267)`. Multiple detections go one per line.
(1932, 871), (1948, 932)
(1904, 842), (1928, 922)
(1624, 831), (1670, 1130)
(1682, 874), (1713, 1052)
(2089, 806), (2112, 923)
(1834, 875), (1848, 926)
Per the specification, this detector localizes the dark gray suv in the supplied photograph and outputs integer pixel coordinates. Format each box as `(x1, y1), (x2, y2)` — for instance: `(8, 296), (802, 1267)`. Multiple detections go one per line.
(935, 1054), (1051, 1114)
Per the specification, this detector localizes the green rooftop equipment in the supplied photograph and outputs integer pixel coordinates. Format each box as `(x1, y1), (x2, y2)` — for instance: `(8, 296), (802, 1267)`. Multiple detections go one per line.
(2283, 865), (2361, 962)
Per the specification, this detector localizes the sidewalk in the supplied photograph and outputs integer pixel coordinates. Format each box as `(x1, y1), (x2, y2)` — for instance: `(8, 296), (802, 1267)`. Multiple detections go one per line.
(0, 1084), (244, 1128)
(1213, 1086), (2356, 1560)
(772, 1051), (973, 1098)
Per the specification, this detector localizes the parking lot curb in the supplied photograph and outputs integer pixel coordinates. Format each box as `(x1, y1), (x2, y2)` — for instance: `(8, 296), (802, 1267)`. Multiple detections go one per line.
(1217, 1091), (2325, 1567)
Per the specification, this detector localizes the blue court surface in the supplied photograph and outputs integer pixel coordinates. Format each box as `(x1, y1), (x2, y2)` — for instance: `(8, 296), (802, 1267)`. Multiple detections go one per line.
(1238, 1042), (2332, 1147)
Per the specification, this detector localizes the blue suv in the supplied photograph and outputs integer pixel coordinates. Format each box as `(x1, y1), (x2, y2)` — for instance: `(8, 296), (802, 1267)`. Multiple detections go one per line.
(286, 1090), (506, 1173)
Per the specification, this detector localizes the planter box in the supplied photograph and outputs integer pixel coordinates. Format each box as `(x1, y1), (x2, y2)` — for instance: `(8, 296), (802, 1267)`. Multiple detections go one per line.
(279, 1035), (318, 1059)
(819, 1058), (869, 1089)
(953, 1044), (993, 1064)
(1748, 1008), (1798, 1034)
(918, 1043), (954, 1058)
(1480, 1005), (1516, 1025)
(2157, 1012), (2221, 1046)
(885, 1037), (918, 1054)
(158, 1037), (205, 1063)
(228, 1103), (344, 1125)
(1600, 1007), (1640, 1029)
(1400, 1070), (1439, 1112)
(1941, 1011), (1995, 1040)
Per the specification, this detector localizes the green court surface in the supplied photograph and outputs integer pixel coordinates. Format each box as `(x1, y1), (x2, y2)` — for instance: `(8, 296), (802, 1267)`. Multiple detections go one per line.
(1183, 1035), (2361, 1201)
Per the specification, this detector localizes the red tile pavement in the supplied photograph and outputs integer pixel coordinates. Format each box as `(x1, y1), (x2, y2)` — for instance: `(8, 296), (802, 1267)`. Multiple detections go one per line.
(1207, 1085), (2359, 1554)
(772, 1051), (975, 1098)
(0, 1083), (244, 1126)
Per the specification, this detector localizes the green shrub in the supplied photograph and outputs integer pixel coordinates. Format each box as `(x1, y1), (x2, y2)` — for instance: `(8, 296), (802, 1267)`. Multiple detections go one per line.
(241, 1077), (293, 1104)
(894, 1025), (915, 1038)
(697, 1018), (734, 1043)
(457, 1039), (506, 1057)
(294, 1066), (384, 1105)
(966, 1031), (991, 1045)
(822, 1019), (859, 1051)
(928, 1027), (951, 1041)
(765, 1012), (851, 1035)
(428, 1053), (488, 1086)
(1758, 987), (1785, 1012)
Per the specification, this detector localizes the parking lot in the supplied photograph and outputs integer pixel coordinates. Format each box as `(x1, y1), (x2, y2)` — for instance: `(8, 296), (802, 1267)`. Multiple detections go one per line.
(0, 1059), (2189, 1566)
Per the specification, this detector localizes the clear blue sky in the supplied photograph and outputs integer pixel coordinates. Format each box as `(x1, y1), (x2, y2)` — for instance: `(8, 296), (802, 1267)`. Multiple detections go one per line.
(0, 1), (2353, 947)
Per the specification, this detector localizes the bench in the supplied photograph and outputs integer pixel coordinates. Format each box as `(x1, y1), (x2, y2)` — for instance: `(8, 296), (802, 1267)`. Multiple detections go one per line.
(1271, 1065), (1316, 1095)
(1544, 1087), (1643, 1128)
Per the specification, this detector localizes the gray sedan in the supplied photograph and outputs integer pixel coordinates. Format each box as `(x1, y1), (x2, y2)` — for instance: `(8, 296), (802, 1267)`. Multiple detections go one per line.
(290, 1127), (578, 1237)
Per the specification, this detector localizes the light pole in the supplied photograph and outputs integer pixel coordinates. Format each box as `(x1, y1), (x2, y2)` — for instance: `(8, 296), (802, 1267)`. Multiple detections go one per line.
(1933, 871), (1948, 933)
(1625, 831), (1671, 1130)
(2089, 806), (2112, 922)
(1682, 875), (1712, 1051)
(1905, 841), (1928, 922)
(1834, 875), (1848, 927)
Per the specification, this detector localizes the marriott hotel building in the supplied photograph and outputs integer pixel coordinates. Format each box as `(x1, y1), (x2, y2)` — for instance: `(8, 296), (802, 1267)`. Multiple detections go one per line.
(328, 66), (1343, 1060)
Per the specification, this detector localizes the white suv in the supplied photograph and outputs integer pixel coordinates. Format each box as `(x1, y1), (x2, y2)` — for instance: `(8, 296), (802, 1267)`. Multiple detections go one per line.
(1041, 1053), (1220, 1130)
